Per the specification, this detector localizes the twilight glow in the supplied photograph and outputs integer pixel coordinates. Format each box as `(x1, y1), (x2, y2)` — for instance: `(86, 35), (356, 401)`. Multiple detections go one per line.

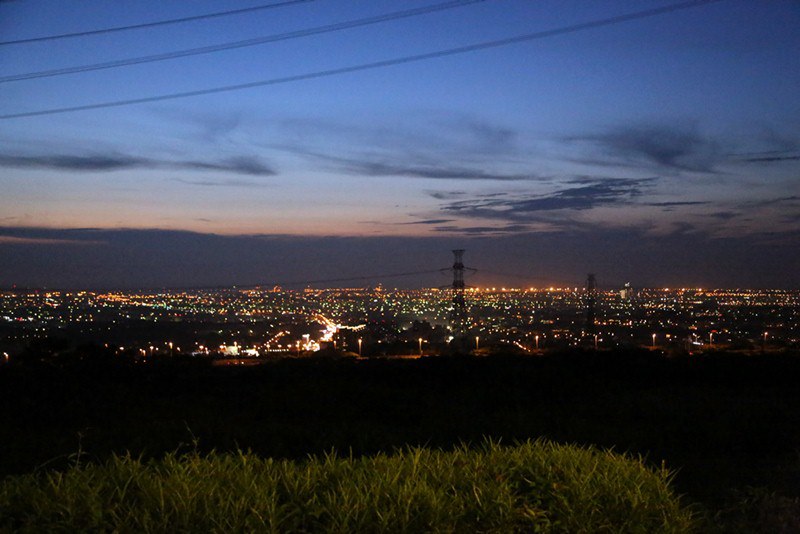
(1, 0), (798, 288)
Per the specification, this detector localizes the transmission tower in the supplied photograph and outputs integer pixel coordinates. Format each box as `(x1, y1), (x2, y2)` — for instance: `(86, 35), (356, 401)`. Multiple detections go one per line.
(585, 273), (597, 333)
(449, 249), (468, 335)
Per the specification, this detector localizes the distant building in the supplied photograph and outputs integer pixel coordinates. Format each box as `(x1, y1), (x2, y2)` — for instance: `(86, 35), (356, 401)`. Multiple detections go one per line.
(620, 282), (632, 300)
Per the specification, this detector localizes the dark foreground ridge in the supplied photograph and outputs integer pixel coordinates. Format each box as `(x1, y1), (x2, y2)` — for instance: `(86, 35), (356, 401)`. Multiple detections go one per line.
(2, 349), (800, 530)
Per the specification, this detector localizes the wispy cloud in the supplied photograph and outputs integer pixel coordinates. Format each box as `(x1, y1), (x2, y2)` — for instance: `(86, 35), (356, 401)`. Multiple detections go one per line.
(293, 150), (537, 181)
(741, 195), (800, 208)
(272, 113), (522, 159)
(458, 119), (518, 155)
(643, 201), (711, 207)
(177, 156), (275, 176)
(568, 123), (721, 173)
(397, 218), (456, 225)
(0, 235), (105, 246)
(431, 224), (531, 235)
(425, 190), (467, 200)
(441, 177), (654, 223)
(175, 178), (270, 188)
(0, 153), (148, 171)
(742, 154), (800, 163)
(0, 152), (276, 176)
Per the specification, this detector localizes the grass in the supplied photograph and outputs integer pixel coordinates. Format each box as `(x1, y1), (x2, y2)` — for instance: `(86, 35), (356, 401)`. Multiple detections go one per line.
(0, 440), (694, 533)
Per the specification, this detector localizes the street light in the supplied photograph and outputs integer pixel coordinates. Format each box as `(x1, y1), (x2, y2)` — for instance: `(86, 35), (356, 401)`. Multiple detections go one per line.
(535, 335), (539, 350)
(475, 336), (480, 350)
(709, 332), (713, 348)
(358, 338), (362, 357)
(594, 333), (598, 350)
(418, 338), (423, 356)
(651, 333), (656, 349)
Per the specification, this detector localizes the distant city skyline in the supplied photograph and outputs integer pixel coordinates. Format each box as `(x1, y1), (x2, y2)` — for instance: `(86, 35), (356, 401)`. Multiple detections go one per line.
(1, 0), (798, 287)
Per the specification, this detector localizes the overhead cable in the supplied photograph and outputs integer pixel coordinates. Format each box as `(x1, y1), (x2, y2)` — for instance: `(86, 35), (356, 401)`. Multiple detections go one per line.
(0, 0), (313, 46)
(0, 0), (488, 83)
(0, 0), (725, 120)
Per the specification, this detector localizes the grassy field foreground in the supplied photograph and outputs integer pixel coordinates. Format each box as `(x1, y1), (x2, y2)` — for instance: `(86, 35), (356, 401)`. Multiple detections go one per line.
(0, 440), (693, 533)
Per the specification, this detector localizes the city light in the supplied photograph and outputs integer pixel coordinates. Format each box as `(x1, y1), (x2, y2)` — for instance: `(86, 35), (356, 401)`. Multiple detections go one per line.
(0, 286), (796, 363)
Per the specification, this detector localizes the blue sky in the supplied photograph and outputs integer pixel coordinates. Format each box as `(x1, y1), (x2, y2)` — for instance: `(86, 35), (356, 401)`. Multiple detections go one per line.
(1, 0), (798, 288)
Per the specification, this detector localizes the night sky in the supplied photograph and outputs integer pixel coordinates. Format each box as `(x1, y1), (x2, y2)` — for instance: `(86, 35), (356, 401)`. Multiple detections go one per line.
(1, 0), (798, 289)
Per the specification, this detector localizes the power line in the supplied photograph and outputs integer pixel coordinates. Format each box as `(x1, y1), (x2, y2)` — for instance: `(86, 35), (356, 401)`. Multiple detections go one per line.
(0, 0), (725, 120)
(0, 0), (488, 84)
(0, 0), (313, 46)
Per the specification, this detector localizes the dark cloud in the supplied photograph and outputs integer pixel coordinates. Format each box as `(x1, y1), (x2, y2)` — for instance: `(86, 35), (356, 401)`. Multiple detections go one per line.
(432, 224), (531, 235)
(742, 195), (800, 208)
(1, 226), (797, 289)
(175, 178), (269, 188)
(441, 178), (654, 223)
(644, 201), (711, 207)
(398, 219), (455, 225)
(0, 152), (275, 176)
(730, 130), (800, 163)
(291, 150), (536, 181)
(178, 156), (275, 176)
(0, 235), (105, 246)
(0, 153), (148, 171)
(758, 129), (800, 154)
(426, 191), (467, 200)
(568, 124), (721, 173)
(742, 154), (800, 163)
